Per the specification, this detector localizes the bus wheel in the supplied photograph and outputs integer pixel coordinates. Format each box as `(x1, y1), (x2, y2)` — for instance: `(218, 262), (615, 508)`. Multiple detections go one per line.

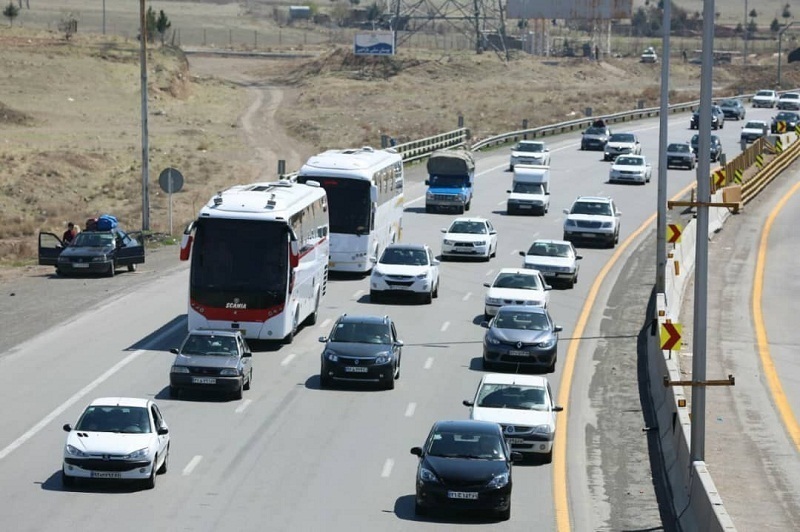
(283, 310), (298, 344)
(306, 293), (320, 326)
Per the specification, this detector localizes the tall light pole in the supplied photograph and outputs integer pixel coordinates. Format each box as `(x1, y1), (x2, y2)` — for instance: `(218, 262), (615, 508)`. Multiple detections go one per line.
(102, 0), (106, 35)
(655, 0), (671, 293)
(139, 0), (151, 231)
(743, 0), (747, 65)
(777, 21), (800, 88)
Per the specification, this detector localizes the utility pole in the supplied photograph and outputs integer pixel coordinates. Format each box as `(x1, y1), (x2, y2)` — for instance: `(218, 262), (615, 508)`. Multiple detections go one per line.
(139, 0), (151, 231)
(743, 0), (747, 65)
(656, 0), (671, 294)
(777, 22), (800, 88)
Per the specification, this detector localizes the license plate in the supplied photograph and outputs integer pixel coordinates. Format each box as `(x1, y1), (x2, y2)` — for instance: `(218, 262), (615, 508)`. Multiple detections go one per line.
(192, 377), (216, 384)
(582, 233), (596, 238)
(91, 471), (122, 479)
(328, 261), (336, 267)
(72, 263), (90, 268)
(509, 350), (529, 357)
(345, 366), (368, 373)
(518, 205), (532, 209)
(507, 438), (526, 444)
(448, 491), (479, 500)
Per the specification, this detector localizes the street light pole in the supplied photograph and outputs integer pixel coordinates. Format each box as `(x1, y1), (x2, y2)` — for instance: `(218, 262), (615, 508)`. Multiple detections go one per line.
(102, 0), (106, 35)
(777, 22), (800, 88)
(655, 0), (671, 293)
(743, 0), (747, 65)
(139, 0), (150, 231)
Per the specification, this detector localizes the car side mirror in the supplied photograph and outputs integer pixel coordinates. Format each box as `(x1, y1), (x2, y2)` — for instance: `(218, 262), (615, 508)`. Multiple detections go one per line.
(410, 447), (423, 457)
(489, 230), (497, 235)
(544, 285), (552, 291)
(545, 148), (550, 152)
(562, 208), (570, 215)
(243, 351), (252, 358)
(576, 255), (583, 260)
(616, 211), (622, 216)
(63, 423), (72, 432)
(462, 400), (474, 407)
(395, 340), (404, 347)
(483, 282), (490, 288)
(554, 325), (563, 332)
(157, 427), (169, 436)
(369, 256), (377, 264)
(432, 259), (440, 266)
(424, 180), (430, 186)
(553, 406), (564, 412)
(510, 452), (524, 463)
(506, 189), (512, 193)
(170, 348), (179, 354)
(481, 321), (490, 328)
(519, 251), (526, 257)
(318, 336), (328, 343)
(440, 228), (447, 233)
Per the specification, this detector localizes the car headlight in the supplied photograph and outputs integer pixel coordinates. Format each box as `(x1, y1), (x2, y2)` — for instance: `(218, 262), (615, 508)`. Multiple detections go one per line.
(220, 368), (239, 377)
(419, 467), (439, 483)
(485, 297), (503, 305)
(443, 239), (456, 245)
(58, 256), (69, 263)
(525, 300), (544, 307)
(486, 472), (509, 489)
(372, 270), (384, 278)
(91, 256), (106, 262)
(65, 444), (88, 457)
(486, 334), (501, 345)
(171, 366), (190, 373)
(564, 219), (577, 227)
(532, 424), (553, 435)
(457, 194), (466, 200)
(537, 337), (557, 348)
(123, 447), (150, 460)
(601, 222), (614, 229)
(475, 241), (486, 246)
(325, 351), (338, 362)
(426, 192), (434, 198)
(375, 355), (392, 364)
(415, 273), (428, 279)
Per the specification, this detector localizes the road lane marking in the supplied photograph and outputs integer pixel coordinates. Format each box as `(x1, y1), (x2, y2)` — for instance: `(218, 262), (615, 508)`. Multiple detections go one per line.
(463, 292), (472, 301)
(235, 399), (252, 414)
(553, 181), (697, 532)
(510, 249), (518, 255)
(485, 269), (494, 277)
(352, 289), (364, 300)
(281, 353), (296, 366)
(0, 316), (184, 462)
(497, 200), (506, 206)
(440, 321), (450, 332)
(405, 403), (417, 417)
(183, 455), (202, 476)
(381, 458), (395, 478)
(424, 357), (434, 369)
(753, 181), (800, 451)
(319, 318), (331, 329)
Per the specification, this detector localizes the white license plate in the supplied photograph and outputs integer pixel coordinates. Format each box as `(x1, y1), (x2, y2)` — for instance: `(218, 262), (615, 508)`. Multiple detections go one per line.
(507, 438), (526, 444)
(448, 491), (479, 500)
(345, 366), (368, 373)
(518, 205), (532, 209)
(582, 233), (597, 238)
(91, 471), (122, 479)
(72, 263), (90, 268)
(509, 350), (529, 357)
(192, 377), (217, 384)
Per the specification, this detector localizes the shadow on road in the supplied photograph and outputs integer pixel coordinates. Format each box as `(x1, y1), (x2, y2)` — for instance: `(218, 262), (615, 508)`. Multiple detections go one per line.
(392, 494), (504, 524)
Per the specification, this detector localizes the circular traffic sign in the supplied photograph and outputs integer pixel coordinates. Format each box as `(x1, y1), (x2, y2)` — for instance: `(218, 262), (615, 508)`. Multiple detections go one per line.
(158, 167), (184, 194)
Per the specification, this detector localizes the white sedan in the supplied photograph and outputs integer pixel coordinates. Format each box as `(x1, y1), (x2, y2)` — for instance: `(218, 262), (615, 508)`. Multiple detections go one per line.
(463, 373), (563, 462)
(483, 267), (551, 318)
(440, 217), (498, 261)
(608, 155), (652, 184)
(519, 239), (582, 288)
(62, 397), (170, 489)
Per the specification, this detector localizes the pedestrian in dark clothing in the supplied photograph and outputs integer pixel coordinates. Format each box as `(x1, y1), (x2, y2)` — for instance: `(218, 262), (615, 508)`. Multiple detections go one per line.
(62, 222), (79, 245)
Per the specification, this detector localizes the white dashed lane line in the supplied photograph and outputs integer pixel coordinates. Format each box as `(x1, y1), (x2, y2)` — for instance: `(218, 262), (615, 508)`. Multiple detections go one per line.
(510, 249), (519, 255)
(463, 292), (472, 301)
(440, 321), (450, 332)
(318, 318), (331, 329)
(352, 289), (364, 300)
(424, 357), (434, 370)
(183, 455), (203, 476)
(381, 458), (395, 478)
(235, 399), (252, 414)
(405, 403), (417, 417)
(281, 353), (296, 366)
(485, 269), (494, 277)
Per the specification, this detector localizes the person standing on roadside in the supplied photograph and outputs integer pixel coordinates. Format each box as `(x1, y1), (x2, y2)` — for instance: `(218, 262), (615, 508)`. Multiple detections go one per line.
(62, 222), (79, 245)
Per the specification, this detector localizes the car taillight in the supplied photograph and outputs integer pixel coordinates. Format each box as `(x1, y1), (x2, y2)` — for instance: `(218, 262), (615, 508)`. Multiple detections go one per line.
(179, 234), (193, 261)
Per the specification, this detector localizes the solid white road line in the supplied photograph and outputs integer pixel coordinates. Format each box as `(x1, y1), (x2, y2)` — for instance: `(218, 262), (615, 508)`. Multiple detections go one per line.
(183, 455), (203, 476)
(352, 289), (364, 300)
(319, 318), (331, 329)
(281, 353), (296, 367)
(440, 321), (450, 332)
(463, 292), (472, 301)
(381, 458), (395, 478)
(235, 399), (253, 414)
(424, 357), (434, 370)
(405, 403), (417, 417)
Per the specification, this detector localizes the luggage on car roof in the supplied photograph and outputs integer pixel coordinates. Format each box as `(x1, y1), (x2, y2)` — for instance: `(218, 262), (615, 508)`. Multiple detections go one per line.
(96, 214), (118, 231)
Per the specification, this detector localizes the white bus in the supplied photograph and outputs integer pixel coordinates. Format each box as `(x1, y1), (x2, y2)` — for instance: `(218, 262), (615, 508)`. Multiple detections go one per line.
(297, 147), (404, 273)
(179, 180), (329, 343)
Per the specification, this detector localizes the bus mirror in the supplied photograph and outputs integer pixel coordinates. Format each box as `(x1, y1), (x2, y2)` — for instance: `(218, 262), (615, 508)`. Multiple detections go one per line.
(289, 240), (300, 268)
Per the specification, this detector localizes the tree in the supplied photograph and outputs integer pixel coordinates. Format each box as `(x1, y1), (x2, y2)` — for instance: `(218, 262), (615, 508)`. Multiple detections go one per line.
(783, 3), (791, 21)
(144, 5), (157, 41)
(747, 19), (758, 36)
(771, 17), (781, 34)
(734, 22), (743, 35)
(3, 2), (19, 26)
(749, 8), (757, 19)
(155, 9), (171, 45)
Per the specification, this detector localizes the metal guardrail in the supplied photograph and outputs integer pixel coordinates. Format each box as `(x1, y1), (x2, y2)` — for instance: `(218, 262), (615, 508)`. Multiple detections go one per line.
(741, 134), (800, 204)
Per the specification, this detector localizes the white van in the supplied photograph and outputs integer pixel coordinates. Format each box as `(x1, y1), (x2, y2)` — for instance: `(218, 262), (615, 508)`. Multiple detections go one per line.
(507, 165), (550, 216)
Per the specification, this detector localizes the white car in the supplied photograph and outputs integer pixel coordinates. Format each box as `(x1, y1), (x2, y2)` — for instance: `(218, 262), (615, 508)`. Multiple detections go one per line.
(640, 47), (658, 63)
(483, 267), (551, 318)
(506, 180), (549, 215)
(440, 217), (498, 261)
(370, 244), (440, 304)
(777, 92), (800, 111)
(62, 397), (170, 489)
(609, 155), (652, 184)
(509, 140), (550, 170)
(603, 132), (642, 161)
(752, 89), (778, 108)
(463, 374), (563, 462)
(519, 239), (582, 288)
(740, 120), (769, 144)
(563, 196), (621, 248)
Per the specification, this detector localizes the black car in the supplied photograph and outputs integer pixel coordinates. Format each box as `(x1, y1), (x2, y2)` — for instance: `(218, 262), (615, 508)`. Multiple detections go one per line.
(718, 98), (746, 120)
(690, 134), (722, 162)
(319, 314), (402, 389)
(169, 329), (253, 399)
(666, 142), (696, 170)
(771, 111), (800, 133)
(580, 125), (611, 151)
(690, 105), (725, 130)
(38, 228), (145, 277)
(482, 305), (562, 373)
(411, 420), (521, 520)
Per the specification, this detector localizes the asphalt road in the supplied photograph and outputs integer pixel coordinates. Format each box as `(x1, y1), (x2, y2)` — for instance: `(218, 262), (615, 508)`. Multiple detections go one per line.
(0, 107), (776, 531)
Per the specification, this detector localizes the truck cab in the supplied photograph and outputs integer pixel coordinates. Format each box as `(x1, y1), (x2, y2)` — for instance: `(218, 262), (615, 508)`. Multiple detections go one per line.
(506, 165), (550, 216)
(424, 150), (475, 214)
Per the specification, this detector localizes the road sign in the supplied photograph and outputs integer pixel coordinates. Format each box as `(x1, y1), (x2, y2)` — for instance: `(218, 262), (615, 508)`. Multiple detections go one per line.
(660, 322), (682, 351)
(667, 223), (683, 243)
(713, 168), (726, 187)
(734, 168), (743, 184)
(158, 167), (184, 236)
(776, 121), (787, 133)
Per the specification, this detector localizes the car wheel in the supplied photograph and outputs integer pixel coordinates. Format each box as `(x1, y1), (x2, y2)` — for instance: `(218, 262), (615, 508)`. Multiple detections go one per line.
(306, 292), (320, 326)
(509, 164), (514, 171)
(567, 277), (575, 289)
(465, 200), (471, 212)
(62, 468), (75, 488)
(483, 358), (496, 371)
(168, 385), (180, 399)
(385, 373), (395, 390)
(143, 460), (157, 489)
(498, 503), (511, 521)
(157, 445), (169, 474)
(491, 244), (497, 258)
(415, 501), (428, 517)
(432, 280), (439, 299)
(283, 311), (299, 344)
(425, 205), (432, 214)
(547, 356), (558, 373)
(232, 383), (243, 400)
(319, 369), (332, 389)
(423, 290), (433, 305)
(506, 207), (515, 215)
(370, 290), (381, 303)
(542, 450), (553, 464)
(107, 264), (115, 277)
(243, 369), (252, 390)
(457, 204), (465, 214)
(127, 263), (137, 272)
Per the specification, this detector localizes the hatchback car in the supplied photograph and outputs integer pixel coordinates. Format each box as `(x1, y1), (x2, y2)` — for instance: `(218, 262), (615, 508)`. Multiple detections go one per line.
(690, 105), (724, 130)
(370, 244), (440, 304)
(169, 329), (253, 399)
(752, 89), (778, 108)
(777, 92), (800, 111)
(771, 111), (800, 133)
(38, 229), (145, 277)
(603, 132), (641, 161)
(509, 140), (550, 170)
(665, 142), (696, 170)
(440, 217), (498, 261)
(562, 196), (621, 248)
(580, 125), (611, 151)
(519, 239), (582, 288)
(62, 397), (170, 489)
(483, 268), (550, 318)
(319, 314), (402, 389)
(609, 155), (652, 184)
(481, 305), (562, 373)
(740, 120), (769, 144)
(690, 134), (722, 162)
(464, 374), (563, 462)
(410, 420), (521, 520)
(718, 98), (746, 120)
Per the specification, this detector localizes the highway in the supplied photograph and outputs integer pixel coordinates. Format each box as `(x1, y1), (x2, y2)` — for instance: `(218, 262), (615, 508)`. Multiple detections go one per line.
(0, 107), (778, 531)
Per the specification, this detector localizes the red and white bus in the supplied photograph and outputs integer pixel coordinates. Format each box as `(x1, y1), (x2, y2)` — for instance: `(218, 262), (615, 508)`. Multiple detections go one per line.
(179, 180), (329, 343)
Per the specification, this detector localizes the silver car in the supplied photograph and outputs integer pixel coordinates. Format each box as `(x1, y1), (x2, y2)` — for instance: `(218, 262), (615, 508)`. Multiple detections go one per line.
(519, 239), (582, 288)
(169, 329), (253, 399)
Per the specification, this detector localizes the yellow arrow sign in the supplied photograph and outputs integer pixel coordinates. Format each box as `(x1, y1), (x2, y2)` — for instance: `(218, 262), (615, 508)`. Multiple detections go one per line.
(667, 223), (683, 243)
(660, 322), (682, 351)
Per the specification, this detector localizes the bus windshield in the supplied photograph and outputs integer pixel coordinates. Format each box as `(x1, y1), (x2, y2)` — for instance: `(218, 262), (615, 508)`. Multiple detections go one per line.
(190, 218), (288, 305)
(299, 176), (371, 235)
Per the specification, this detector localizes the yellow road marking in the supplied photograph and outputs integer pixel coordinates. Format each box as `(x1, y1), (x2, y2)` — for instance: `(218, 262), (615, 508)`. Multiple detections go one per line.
(753, 181), (800, 450)
(554, 182), (696, 531)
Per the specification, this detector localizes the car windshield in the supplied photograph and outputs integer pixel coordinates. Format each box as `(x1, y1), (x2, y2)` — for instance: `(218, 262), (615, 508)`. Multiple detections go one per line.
(329, 321), (391, 344)
(609, 134), (634, 142)
(775, 112), (798, 121)
(76, 406), (151, 434)
(720, 100), (738, 107)
(428, 175), (467, 188)
(756, 91), (773, 97)
(380, 248), (429, 266)
(570, 201), (613, 216)
(515, 143), (544, 152)
(527, 242), (571, 257)
(427, 430), (505, 460)
(783, 93), (800, 100)
(181, 334), (238, 356)
(585, 127), (606, 135)
(615, 156), (643, 166)
(668, 143), (690, 153)
(744, 122), (765, 129)
(512, 182), (545, 194)
(476, 383), (549, 411)
(448, 221), (487, 234)
(493, 310), (550, 331)
(72, 232), (114, 247)
(493, 272), (541, 290)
